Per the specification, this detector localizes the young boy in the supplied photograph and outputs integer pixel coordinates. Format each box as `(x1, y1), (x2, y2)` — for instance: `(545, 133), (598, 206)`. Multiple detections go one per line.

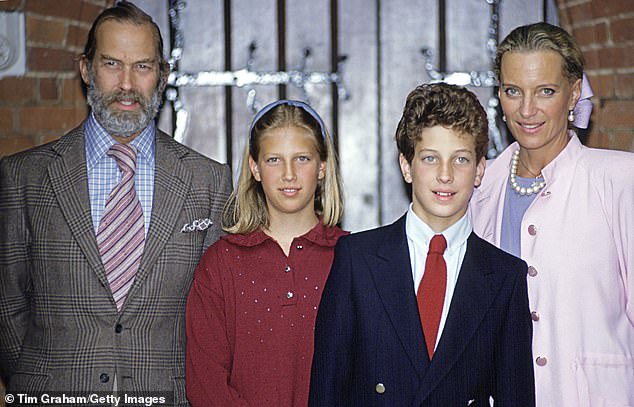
(309, 83), (535, 407)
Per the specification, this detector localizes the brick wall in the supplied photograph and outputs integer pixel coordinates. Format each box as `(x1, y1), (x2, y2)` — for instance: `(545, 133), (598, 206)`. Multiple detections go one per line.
(0, 1), (633, 157)
(0, 0), (114, 157)
(557, 0), (634, 151)
(0, 0), (109, 398)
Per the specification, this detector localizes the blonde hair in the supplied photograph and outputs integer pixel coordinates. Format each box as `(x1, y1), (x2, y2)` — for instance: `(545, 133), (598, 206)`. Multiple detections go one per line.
(223, 100), (344, 234)
(495, 22), (584, 84)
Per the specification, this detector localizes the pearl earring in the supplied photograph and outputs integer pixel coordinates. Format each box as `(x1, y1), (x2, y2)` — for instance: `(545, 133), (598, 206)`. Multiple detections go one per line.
(502, 115), (507, 122)
(568, 110), (575, 122)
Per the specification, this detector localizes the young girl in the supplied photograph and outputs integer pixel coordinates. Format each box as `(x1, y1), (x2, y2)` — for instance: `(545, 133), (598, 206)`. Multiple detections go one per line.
(185, 100), (346, 407)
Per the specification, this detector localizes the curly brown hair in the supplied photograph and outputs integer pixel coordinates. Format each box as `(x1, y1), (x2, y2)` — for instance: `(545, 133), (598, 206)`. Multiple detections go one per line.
(395, 83), (488, 163)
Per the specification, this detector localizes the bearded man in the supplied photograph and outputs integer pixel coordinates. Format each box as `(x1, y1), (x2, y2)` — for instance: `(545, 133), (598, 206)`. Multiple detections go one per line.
(0, 2), (231, 405)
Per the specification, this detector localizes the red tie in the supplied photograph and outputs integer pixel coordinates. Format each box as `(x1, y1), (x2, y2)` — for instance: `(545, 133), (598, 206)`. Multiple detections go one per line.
(417, 234), (447, 359)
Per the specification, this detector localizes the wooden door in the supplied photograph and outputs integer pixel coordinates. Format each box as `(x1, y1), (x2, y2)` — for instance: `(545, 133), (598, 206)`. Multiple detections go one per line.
(137, 0), (557, 232)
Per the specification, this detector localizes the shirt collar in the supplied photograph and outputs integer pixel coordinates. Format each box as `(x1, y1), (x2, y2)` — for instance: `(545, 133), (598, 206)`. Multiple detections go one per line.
(85, 112), (156, 170)
(405, 203), (471, 253)
(224, 220), (345, 248)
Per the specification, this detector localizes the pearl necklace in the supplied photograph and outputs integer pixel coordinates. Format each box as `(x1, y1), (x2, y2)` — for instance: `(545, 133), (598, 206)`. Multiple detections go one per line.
(509, 149), (546, 196)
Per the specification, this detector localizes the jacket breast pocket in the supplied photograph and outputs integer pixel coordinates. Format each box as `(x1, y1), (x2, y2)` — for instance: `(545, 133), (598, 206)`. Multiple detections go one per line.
(574, 353), (634, 407)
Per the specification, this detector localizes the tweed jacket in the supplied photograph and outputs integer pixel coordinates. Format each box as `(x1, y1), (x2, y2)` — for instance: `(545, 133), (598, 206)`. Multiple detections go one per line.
(0, 124), (232, 406)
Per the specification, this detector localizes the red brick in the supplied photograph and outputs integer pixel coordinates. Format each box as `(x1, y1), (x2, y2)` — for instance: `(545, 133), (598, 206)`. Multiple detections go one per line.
(0, 77), (36, 103)
(591, 0), (633, 18)
(25, 1), (126, 23)
(610, 129), (634, 152)
(41, 133), (65, 144)
(19, 106), (84, 131)
(0, 107), (13, 131)
(27, 0), (82, 20)
(0, 133), (43, 157)
(62, 77), (86, 103)
(79, 2), (104, 24)
(27, 15), (66, 45)
(616, 73), (634, 98)
(588, 74), (614, 99)
(68, 24), (90, 49)
(573, 22), (609, 48)
(27, 47), (77, 72)
(568, 3), (594, 25)
(596, 46), (634, 69)
(585, 130), (610, 149)
(582, 49), (600, 70)
(612, 17), (634, 43)
(0, 0), (22, 11)
(39, 77), (59, 101)
(600, 100), (634, 127)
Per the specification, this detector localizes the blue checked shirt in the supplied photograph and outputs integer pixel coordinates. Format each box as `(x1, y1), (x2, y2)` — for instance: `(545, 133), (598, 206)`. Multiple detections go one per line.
(85, 112), (155, 237)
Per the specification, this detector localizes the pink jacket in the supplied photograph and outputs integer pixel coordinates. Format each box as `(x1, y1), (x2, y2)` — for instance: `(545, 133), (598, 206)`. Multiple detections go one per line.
(469, 134), (634, 407)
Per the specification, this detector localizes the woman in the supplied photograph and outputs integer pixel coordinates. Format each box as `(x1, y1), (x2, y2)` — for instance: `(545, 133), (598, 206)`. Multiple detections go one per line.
(470, 22), (634, 406)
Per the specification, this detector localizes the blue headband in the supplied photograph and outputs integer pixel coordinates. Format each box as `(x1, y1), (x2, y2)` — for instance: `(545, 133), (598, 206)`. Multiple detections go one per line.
(249, 99), (328, 142)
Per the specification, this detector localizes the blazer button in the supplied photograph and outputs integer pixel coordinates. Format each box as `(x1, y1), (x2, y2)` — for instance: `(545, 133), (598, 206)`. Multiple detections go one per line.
(100, 373), (110, 383)
(531, 311), (540, 321)
(527, 266), (538, 277)
(536, 356), (548, 366)
(528, 224), (537, 236)
(115, 324), (123, 333)
(375, 383), (385, 394)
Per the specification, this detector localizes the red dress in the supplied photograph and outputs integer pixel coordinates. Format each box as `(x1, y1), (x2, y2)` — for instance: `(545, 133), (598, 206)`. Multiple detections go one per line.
(186, 221), (347, 407)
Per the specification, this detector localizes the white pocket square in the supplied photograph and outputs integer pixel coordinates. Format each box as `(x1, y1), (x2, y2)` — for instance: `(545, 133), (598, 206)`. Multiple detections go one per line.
(181, 218), (213, 232)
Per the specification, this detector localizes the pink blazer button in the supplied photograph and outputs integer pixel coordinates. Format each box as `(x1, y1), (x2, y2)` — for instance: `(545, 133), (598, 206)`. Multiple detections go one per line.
(527, 266), (538, 277)
(528, 225), (537, 235)
(536, 356), (548, 366)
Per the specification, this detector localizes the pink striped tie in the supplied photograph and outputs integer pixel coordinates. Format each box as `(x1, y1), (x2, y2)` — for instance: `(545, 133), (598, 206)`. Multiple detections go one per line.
(97, 143), (145, 311)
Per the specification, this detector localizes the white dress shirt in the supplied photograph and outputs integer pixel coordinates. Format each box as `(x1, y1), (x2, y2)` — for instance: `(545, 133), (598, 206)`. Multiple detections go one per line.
(405, 204), (471, 351)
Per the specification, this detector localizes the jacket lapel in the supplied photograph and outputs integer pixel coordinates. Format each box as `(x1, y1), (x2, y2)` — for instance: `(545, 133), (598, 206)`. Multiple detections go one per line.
(414, 233), (500, 403)
(469, 146), (517, 246)
(48, 126), (110, 288)
(126, 132), (192, 300)
(367, 216), (429, 379)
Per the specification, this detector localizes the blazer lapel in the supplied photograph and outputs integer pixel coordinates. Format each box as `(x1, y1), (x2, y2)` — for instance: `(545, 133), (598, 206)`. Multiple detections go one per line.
(469, 148), (516, 246)
(367, 216), (429, 379)
(414, 233), (500, 403)
(126, 132), (192, 300)
(48, 126), (109, 287)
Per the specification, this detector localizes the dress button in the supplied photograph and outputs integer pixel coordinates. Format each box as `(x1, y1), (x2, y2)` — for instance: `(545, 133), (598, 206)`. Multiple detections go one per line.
(375, 383), (386, 394)
(286, 291), (294, 299)
(115, 324), (123, 333)
(536, 356), (548, 366)
(284, 265), (291, 273)
(100, 373), (110, 383)
(527, 266), (538, 277)
(531, 311), (540, 321)
(528, 224), (537, 236)
(296, 244), (303, 250)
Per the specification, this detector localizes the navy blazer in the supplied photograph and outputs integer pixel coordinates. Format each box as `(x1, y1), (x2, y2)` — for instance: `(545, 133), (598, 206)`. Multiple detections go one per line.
(309, 215), (535, 407)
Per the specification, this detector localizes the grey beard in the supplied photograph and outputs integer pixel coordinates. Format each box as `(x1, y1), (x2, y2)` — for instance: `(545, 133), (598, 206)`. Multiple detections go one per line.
(86, 72), (162, 138)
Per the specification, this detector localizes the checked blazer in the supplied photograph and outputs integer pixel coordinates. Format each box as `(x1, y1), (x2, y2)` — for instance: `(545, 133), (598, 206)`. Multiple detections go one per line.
(0, 124), (232, 405)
